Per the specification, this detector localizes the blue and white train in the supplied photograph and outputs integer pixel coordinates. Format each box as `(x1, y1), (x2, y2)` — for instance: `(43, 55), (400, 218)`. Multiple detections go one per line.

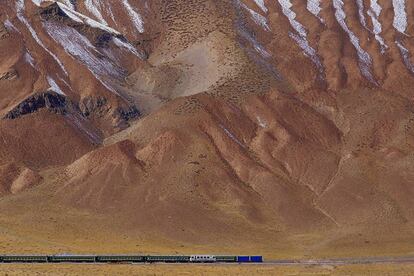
(0, 255), (263, 263)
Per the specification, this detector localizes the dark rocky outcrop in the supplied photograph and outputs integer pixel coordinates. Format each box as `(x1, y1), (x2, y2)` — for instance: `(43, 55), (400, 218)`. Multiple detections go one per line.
(38, 2), (70, 22)
(0, 69), (18, 81)
(79, 96), (109, 117)
(4, 92), (69, 119)
(132, 32), (158, 60)
(95, 32), (113, 48)
(117, 106), (140, 122)
(0, 22), (9, 39)
(79, 96), (140, 130)
(39, 2), (114, 48)
(113, 105), (141, 130)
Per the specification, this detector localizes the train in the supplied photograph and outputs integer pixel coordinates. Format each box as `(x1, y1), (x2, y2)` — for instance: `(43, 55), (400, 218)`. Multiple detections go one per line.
(0, 255), (263, 263)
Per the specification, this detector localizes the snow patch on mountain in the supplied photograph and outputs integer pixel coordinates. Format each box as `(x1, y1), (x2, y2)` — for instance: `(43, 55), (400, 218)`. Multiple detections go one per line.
(235, 1), (271, 59)
(333, 0), (376, 84)
(57, 2), (120, 35)
(391, 1), (413, 74)
(121, 0), (144, 33)
(253, 0), (268, 13)
(4, 19), (20, 33)
(396, 41), (414, 74)
(30, 0), (120, 34)
(367, 0), (388, 53)
(16, 0), (68, 76)
(61, 0), (75, 10)
(47, 76), (66, 95)
(392, 0), (407, 34)
(256, 115), (267, 128)
(278, 0), (324, 76)
(238, 28), (271, 58)
(113, 37), (143, 59)
(24, 52), (36, 68)
(44, 22), (122, 95)
(289, 32), (323, 74)
(252, 41), (271, 58)
(220, 124), (246, 148)
(242, 4), (270, 31)
(107, 4), (116, 23)
(84, 0), (107, 25)
(278, 0), (306, 37)
(58, 4), (83, 23)
(356, 0), (368, 30)
(30, 0), (43, 6)
(66, 113), (102, 144)
(307, 0), (323, 23)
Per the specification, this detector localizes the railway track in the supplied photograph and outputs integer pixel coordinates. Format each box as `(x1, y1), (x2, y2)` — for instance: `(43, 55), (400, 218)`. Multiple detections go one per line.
(0, 255), (413, 265)
(263, 256), (414, 266)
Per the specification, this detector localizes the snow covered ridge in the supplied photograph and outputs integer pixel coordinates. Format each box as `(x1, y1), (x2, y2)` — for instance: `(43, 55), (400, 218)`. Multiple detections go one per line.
(35, 1), (145, 58)
(15, 0), (144, 100)
(333, 0), (376, 84)
(392, 0), (414, 74)
(235, 1), (271, 59)
(24, 52), (36, 68)
(306, 0), (323, 23)
(391, 0), (413, 74)
(35, 0), (146, 58)
(61, 0), (75, 10)
(253, 0), (267, 13)
(278, 0), (324, 76)
(84, 0), (108, 25)
(51, 2), (145, 59)
(121, 0), (145, 33)
(47, 76), (66, 96)
(31, 0), (122, 35)
(396, 41), (414, 74)
(241, 3), (270, 31)
(44, 21), (125, 96)
(356, 0), (368, 30)
(30, 0), (145, 36)
(57, 2), (120, 35)
(278, 0), (306, 38)
(113, 37), (144, 59)
(16, 0), (69, 76)
(367, 0), (388, 53)
(392, 0), (408, 34)
(4, 19), (20, 33)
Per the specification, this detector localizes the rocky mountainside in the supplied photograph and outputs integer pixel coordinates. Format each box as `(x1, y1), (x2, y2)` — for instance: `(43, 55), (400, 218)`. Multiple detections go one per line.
(0, 0), (414, 256)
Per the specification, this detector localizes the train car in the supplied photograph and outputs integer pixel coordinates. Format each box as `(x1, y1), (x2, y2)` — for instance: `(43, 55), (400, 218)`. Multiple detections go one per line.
(145, 255), (190, 263)
(237, 256), (250, 262)
(215, 256), (238, 263)
(190, 255), (217, 262)
(48, 255), (96, 263)
(236, 256), (264, 263)
(250, 256), (263, 263)
(96, 255), (145, 263)
(1, 255), (48, 263)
